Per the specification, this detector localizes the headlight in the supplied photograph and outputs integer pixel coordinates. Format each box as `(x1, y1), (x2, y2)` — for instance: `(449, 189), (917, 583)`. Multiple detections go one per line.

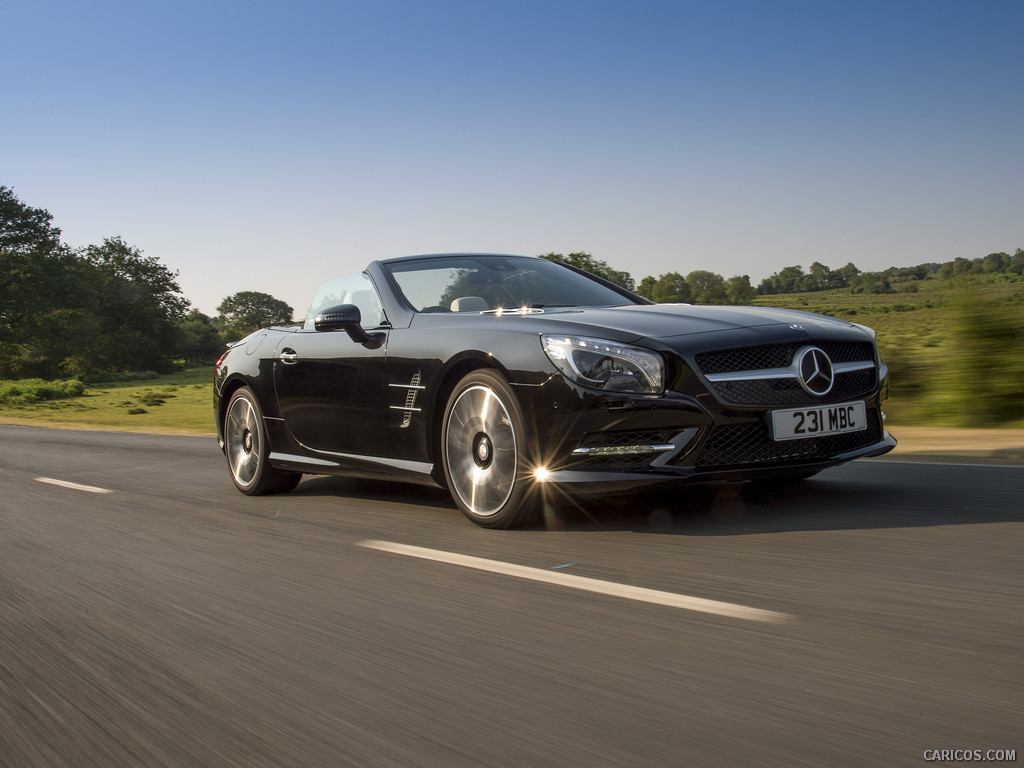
(541, 335), (664, 394)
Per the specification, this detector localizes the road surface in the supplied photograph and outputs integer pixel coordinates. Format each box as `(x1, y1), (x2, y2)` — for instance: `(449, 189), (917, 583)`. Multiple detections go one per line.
(1, 425), (1021, 767)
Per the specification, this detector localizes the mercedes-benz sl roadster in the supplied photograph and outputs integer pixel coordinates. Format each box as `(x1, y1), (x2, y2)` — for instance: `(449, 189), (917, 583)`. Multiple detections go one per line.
(214, 253), (895, 528)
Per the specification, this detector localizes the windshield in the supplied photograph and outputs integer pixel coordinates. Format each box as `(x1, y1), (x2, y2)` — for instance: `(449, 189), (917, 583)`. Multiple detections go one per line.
(384, 255), (640, 313)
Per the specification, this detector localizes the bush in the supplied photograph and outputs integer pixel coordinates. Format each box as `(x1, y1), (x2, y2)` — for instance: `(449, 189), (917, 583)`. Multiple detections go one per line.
(925, 285), (1024, 426)
(0, 378), (86, 405)
(139, 391), (175, 407)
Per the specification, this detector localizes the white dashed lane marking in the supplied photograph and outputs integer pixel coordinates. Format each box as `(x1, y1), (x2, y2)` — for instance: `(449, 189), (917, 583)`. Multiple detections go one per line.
(35, 477), (112, 494)
(359, 539), (792, 623)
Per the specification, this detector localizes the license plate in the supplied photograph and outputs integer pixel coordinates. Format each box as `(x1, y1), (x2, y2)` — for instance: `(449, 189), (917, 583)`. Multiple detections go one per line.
(770, 401), (867, 441)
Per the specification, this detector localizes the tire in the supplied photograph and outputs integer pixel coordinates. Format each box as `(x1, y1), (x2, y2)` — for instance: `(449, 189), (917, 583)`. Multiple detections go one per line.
(441, 370), (538, 528)
(224, 387), (301, 495)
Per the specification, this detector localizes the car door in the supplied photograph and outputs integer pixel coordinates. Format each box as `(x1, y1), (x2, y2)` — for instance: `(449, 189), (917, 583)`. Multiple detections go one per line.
(274, 273), (392, 458)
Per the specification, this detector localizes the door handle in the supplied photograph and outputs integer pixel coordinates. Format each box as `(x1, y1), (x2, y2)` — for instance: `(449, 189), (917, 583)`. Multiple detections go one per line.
(279, 349), (299, 365)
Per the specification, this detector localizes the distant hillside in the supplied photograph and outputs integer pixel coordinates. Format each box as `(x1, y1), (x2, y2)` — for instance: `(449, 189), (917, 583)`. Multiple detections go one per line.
(751, 273), (1024, 428)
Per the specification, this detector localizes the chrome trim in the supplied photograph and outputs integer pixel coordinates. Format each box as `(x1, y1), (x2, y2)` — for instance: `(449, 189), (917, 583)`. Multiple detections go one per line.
(311, 450), (433, 475)
(571, 444), (675, 456)
(270, 452), (339, 467)
(705, 359), (874, 382)
(797, 346), (835, 396)
(393, 372), (423, 428)
(834, 360), (876, 373)
(481, 307), (544, 316)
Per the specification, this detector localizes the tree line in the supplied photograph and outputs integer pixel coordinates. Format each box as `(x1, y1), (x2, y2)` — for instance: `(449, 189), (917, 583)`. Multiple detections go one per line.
(0, 186), (292, 379)
(545, 250), (1024, 300)
(756, 252), (1024, 296)
(540, 253), (757, 304)
(3, 185), (1021, 381)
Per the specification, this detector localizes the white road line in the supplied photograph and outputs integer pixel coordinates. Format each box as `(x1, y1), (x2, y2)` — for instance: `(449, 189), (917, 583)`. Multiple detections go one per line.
(358, 539), (791, 624)
(35, 477), (112, 494)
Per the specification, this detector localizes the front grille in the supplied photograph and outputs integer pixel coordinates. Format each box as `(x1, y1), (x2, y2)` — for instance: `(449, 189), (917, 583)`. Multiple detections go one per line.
(708, 368), (876, 406)
(694, 340), (876, 406)
(693, 409), (882, 469)
(695, 341), (874, 375)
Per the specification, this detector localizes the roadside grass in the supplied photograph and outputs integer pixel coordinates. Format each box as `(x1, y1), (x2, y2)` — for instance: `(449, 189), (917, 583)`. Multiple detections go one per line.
(0, 367), (215, 434)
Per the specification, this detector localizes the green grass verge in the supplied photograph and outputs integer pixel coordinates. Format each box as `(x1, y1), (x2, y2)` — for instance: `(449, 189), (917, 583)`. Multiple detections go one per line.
(0, 367), (215, 434)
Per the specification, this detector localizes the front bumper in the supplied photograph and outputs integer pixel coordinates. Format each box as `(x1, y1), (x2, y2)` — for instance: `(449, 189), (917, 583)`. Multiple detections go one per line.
(512, 371), (896, 492)
(532, 430), (897, 493)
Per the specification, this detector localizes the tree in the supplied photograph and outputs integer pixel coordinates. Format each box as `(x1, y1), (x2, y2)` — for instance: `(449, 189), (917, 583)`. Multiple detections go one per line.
(0, 187), (80, 377)
(835, 263), (861, 287)
(1009, 249), (1024, 275)
(807, 262), (834, 291)
(539, 253), (635, 291)
(2, 189), (190, 377)
(724, 275), (755, 305)
(758, 264), (808, 295)
(686, 270), (727, 304)
(636, 275), (657, 299)
(81, 237), (189, 320)
(849, 271), (894, 294)
(637, 272), (692, 303)
(774, 265), (806, 293)
(78, 237), (190, 373)
(981, 252), (1010, 274)
(176, 310), (225, 365)
(892, 264), (930, 281)
(217, 291), (294, 338)
(946, 257), (973, 277)
(0, 185), (62, 254)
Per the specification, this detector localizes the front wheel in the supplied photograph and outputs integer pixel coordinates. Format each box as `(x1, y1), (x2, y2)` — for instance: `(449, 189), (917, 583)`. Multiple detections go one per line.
(441, 370), (538, 528)
(224, 387), (301, 495)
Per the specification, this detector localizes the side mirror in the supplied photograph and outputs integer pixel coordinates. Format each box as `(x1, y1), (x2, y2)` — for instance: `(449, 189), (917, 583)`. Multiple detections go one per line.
(313, 304), (383, 349)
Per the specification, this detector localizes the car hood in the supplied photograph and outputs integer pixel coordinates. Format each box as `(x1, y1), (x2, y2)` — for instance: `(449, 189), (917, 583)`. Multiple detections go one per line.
(533, 304), (856, 341)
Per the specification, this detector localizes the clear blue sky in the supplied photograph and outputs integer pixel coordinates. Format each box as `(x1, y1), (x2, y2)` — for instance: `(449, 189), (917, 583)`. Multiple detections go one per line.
(3, 0), (1022, 316)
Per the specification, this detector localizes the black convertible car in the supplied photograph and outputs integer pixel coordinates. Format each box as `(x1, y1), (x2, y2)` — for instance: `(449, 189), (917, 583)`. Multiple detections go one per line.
(214, 253), (895, 527)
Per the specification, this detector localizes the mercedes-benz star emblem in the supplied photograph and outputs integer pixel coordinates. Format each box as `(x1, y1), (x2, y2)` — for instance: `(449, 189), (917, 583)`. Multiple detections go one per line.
(797, 346), (835, 396)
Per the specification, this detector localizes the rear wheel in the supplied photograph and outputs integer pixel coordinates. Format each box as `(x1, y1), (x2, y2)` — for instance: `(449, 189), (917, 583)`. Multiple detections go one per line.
(441, 370), (538, 528)
(224, 387), (301, 495)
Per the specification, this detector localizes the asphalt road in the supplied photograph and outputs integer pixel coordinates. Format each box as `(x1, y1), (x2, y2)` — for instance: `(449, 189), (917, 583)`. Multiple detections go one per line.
(1, 425), (1022, 768)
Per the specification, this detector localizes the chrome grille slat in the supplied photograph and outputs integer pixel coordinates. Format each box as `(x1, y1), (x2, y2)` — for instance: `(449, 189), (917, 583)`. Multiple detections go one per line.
(694, 341), (877, 406)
